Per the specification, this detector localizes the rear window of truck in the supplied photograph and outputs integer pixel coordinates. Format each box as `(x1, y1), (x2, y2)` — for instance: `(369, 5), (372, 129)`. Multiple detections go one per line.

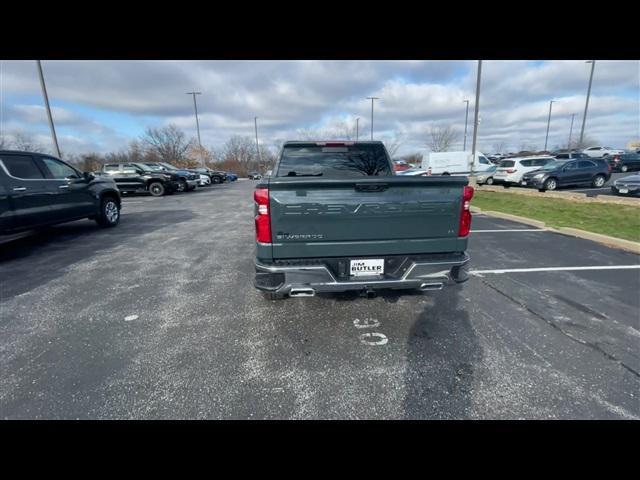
(277, 144), (392, 178)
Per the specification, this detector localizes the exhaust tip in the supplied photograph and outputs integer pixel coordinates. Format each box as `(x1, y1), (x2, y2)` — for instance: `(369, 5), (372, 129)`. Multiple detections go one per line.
(420, 282), (444, 291)
(289, 288), (316, 297)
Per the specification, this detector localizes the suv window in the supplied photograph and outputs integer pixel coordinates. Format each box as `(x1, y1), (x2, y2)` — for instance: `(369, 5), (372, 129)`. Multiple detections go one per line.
(555, 153), (569, 159)
(499, 160), (515, 167)
(277, 144), (392, 177)
(564, 162), (578, 170)
(41, 157), (80, 179)
(519, 159), (533, 167)
(578, 160), (596, 168)
(0, 155), (45, 179)
(478, 156), (490, 164)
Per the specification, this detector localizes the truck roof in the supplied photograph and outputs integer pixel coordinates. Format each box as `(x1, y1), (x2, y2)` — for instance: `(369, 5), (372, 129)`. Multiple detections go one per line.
(283, 141), (384, 146)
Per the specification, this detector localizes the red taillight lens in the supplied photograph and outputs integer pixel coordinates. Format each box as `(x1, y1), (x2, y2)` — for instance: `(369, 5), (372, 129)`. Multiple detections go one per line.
(506, 168), (516, 174)
(254, 188), (271, 243)
(458, 185), (474, 237)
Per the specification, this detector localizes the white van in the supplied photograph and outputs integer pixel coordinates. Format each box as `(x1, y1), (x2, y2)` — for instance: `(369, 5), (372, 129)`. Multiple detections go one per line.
(421, 151), (493, 175)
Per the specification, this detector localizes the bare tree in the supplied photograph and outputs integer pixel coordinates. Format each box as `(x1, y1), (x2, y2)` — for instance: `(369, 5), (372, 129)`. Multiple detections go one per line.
(427, 125), (459, 152)
(492, 141), (507, 154)
(11, 131), (45, 153)
(383, 130), (404, 158)
(140, 124), (193, 165)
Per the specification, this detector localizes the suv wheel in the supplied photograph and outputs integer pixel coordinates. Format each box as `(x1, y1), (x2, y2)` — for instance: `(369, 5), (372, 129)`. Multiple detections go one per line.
(148, 181), (165, 197)
(96, 196), (120, 227)
(176, 179), (187, 193)
(543, 178), (557, 191)
(620, 165), (628, 173)
(486, 177), (494, 185)
(212, 176), (221, 184)
(592, 175), (606, 188)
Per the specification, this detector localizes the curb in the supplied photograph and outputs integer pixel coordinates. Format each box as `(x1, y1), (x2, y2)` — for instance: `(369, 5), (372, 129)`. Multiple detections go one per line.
(473, 208), (640, 254)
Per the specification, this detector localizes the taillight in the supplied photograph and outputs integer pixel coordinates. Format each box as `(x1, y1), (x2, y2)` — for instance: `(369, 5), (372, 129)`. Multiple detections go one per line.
(506, 168), (516, 174)
(254, 188), (271, 243)
(458, 185), (474, 237)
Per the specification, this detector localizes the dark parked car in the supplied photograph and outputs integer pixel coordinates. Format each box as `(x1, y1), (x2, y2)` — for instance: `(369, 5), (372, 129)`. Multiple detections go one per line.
(225, 172), (238, 181)
(520, 159), (611, 192)
(142, 162), (200, 192)
(102, 162), (178, 196)
(191, 167), (226, 184)
(0, 150), (121, 234)
(553, 152), (589, 160)
(611, 174), (640, 196)
(608, 153), (640, 173)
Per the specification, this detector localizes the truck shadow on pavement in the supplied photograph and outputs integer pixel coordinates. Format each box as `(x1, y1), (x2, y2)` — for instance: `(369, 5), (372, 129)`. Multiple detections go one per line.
(401, 284), (482, 419)
(0, 209), (195, 300)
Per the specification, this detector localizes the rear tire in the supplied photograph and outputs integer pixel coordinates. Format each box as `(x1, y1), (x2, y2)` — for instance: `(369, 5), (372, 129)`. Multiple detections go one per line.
(620, 165), (628, 173)
(212, 176), (221, 184)
(96, 196), (120, 228)
(592, 175), (605, 188)
(148, 181), (165, 197)
(486, 177), (494, 185)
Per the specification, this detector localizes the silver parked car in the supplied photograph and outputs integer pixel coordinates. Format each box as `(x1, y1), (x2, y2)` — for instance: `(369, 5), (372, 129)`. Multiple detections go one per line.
(611, 174), (640, 196)
(476, 165), (497, 185)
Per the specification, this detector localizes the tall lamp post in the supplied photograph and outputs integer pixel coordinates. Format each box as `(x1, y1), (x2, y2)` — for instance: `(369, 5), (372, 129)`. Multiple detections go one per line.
(36, 60), (61, 158)
(254, 116), (262, 167)
(463, 99), (470, 151)
(356, 117), (360, 141)
(469, 60), (483, 188)
(579, 60), (596, 148)
(186, 91), (203, 165)
(366, 97), (379, 140)
(544, 100), (556, 151)
(568, 113), (576, 151)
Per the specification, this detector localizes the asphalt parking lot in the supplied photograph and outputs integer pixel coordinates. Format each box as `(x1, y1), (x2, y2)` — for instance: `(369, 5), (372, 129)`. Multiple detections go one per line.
(1, 180), (638, 419)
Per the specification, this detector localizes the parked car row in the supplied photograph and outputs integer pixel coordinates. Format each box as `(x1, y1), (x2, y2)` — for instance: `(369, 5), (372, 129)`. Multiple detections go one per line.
(96, 162), (238, 196)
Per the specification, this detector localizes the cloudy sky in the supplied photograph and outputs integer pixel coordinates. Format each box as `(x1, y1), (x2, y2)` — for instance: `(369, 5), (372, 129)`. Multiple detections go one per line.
(1, 60), (638, 157)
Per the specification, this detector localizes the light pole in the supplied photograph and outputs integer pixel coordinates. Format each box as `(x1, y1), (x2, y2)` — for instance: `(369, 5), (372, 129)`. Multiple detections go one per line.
(463, 99), (470, 151)
(36, 60), (61, 158)
(568, 113), (575, 151)
(579, 60), (596, 148)
(366, 97), (379, 140)
(186, 91), (203, 165)
(469, 60), (482, 187)
(544, 100), (556, 152)
(254, 116), (262, 167)
(356, 117), (360, 141)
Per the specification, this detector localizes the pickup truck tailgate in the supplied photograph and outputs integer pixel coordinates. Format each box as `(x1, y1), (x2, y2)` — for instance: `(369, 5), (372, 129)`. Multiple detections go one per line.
(265, 176), (468, 259)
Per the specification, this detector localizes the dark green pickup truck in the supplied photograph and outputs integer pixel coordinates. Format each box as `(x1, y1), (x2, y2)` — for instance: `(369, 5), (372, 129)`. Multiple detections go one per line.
(253, 141), (473, 299)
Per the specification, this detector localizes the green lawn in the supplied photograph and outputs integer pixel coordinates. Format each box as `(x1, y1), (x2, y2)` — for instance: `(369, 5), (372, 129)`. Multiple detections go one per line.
(472, 191), (640, 242)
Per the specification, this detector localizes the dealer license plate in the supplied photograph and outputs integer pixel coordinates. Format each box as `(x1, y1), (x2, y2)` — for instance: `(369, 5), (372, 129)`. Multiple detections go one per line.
(350, 259), (384, 277)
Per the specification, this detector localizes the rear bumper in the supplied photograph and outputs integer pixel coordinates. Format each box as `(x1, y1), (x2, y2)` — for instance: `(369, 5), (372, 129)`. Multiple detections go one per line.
(254, 252), (470, 296)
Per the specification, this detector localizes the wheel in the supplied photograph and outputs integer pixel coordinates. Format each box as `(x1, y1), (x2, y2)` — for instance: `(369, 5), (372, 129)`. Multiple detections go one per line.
(502, 182), (510, 189)
(148, 181), (165, 197)
(263, 291), (285, 300)
(96, 196), (120, 228)
(442, 172), (450, 176)
(486, 177), (494, 185)
(620, 165), (628, 173)
(176, 179), (187, 193)
(212, 176), (221, 184)
(543, 178), (557, 191)
(592, 175), (605, 188)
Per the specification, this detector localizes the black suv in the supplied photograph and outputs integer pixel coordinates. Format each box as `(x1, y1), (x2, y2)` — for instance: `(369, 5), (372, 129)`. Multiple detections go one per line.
(608, 153), (640, 173)
(102, 162), (179, 196)
(0, 150), (121, 234)
(520, 159), (611, 191)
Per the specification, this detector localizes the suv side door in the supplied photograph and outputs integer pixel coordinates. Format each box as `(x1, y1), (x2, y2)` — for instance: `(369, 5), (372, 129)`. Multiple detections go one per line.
(577, 160), (599, 184)
(559, 161), (580, 185)
(37, 155), (96, 220)
(0, 153), (58, 230)
(119, 163), (148, 192)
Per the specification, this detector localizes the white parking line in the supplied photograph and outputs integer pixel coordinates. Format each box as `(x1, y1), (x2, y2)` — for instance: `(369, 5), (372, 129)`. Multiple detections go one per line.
(470, 265), (640, 276)
(471, 229), (545, 233)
